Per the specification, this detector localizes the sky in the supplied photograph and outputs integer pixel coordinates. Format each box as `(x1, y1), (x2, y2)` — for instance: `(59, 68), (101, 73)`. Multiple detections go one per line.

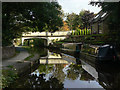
(58, 0), (101, 15)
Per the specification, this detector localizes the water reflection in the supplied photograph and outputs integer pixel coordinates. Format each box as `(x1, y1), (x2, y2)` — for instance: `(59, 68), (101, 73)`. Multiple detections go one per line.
(96, 62), (120, 89)
(39, 51), (76, 64)
(9, 48), (120, 89)
(8, 49), (104, 89)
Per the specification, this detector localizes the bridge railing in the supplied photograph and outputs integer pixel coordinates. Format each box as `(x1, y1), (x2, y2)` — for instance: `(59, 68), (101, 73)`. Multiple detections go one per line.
(22, 31), (75, 36)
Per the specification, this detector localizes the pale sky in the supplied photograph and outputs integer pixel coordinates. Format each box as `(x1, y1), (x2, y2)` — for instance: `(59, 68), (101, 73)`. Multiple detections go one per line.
(58, 0), (101, 14)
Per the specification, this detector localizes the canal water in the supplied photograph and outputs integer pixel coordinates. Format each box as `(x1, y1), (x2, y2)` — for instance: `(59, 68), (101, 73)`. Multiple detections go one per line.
(8, 48), (120, 89)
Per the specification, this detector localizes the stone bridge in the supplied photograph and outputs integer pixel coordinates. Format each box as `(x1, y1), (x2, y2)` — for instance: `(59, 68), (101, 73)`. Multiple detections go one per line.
(22, 31), (74, 46)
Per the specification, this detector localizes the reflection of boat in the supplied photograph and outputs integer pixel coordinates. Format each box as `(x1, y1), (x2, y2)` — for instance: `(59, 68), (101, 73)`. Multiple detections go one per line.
(95, 62), (120, 89)
(61, 43), (82, 56)
(80, 44), (119, 62)
(81, 57), (120, 89)
(61, 53), (76, 64)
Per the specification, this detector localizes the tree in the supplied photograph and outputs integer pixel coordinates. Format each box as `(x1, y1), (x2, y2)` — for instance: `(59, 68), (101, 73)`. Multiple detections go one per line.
(59, 21), (69, 31)
(2, 2), (63, 46)
(66, 10), (94, 30)
(66, 13), (79, 30)
(80, 10), (94, 29)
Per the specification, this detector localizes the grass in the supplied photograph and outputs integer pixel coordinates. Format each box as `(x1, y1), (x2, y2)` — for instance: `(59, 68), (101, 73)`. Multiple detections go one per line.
(55, 41), (64, 44)
(22, 46), (35, 61)
(17, 61), (24, 63)
(24, 54), (34, 61)
(54, 33), (108, 45)
(6, 65), (14, 68)
(2, 69), (18, 88)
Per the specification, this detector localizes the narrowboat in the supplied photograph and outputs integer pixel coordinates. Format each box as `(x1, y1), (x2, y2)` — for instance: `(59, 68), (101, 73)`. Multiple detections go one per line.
(80, 44), (119, 63)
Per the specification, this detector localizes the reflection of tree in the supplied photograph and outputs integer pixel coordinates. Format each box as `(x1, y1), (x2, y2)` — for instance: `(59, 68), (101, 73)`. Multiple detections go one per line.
(53, 64), (66, 83)
(9, 73), (63, 88)
(29, 47), (48, 57)
(80, 70), (94, 81)
(66, 64), (83, 80)
(27, 74), (63, 88)
(49, 77), (64, 88)
(37, 64), (53, 74)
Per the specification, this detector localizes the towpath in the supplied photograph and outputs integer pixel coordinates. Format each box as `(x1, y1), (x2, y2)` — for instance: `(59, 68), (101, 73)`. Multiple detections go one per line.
(2, 46), (30, 67)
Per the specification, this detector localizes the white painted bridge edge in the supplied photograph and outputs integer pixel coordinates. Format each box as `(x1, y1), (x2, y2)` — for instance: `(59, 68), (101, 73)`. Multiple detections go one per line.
(22, 31), (74, 46)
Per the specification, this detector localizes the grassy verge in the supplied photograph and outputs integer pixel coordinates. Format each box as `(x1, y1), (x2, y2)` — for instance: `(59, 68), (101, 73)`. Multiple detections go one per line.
(22, 46), (35, 61)
(24, 54), (34, 61)
(1, 66), (18, 88)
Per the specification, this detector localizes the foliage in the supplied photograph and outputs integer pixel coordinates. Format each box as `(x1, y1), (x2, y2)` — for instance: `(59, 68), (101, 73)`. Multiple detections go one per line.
(57, 34), (108, 45)
(53, 64), (66, 83)
(81, 10), (94, 29)
(32, 38), (46, 47)
(67, 64), (83, 80)
(23, 38), (46, 47)
(2, 2), (63, 46)
(72, 28), (91, 35)
(37, 64), (53, 74)
(22, 45), (48, 57)
(24, 54), (34, 61)
(66, 10), (94, 30)
(66, 13), (80, 30)
(2, 69), (18, 88)
(59, 21), (69, 31)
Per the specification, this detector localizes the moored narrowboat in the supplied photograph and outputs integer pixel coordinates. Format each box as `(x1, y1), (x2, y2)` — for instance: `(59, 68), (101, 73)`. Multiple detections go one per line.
(80, 44), (119, 62)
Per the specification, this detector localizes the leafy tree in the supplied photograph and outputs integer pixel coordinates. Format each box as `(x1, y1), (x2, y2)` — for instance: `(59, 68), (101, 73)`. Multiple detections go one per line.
(66, 64), (83, 80)
(66, 10), (94, 31)
(2, 2), (63, 46)
(66, 13), (79, 30)
(59, 21), (69, 31)
(80, 10), (94, 30)
(53, 64), (66, 83)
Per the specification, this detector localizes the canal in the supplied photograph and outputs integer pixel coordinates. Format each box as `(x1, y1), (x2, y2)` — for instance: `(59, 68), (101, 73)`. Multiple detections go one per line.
(7, 48), (120, 89)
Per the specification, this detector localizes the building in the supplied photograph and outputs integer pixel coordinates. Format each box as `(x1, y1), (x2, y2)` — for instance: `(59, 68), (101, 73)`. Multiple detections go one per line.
(90, 10), (110, 34)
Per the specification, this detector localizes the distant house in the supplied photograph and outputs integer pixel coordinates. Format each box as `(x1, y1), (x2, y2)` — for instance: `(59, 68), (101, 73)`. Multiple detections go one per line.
(90, 10), (110, 34)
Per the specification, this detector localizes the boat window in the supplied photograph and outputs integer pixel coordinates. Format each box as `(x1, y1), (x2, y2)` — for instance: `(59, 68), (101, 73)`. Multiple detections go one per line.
(81, 45), (98, 55)
(98, 47), (109, 57)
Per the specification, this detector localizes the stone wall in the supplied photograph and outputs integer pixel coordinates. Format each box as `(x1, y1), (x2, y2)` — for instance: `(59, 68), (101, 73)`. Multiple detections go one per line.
(2, 45), (15, 59)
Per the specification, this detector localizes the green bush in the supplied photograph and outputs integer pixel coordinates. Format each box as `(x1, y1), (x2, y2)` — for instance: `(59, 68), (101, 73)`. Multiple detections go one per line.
(72, 28), (92, 36)
(2, 69), (18, 88)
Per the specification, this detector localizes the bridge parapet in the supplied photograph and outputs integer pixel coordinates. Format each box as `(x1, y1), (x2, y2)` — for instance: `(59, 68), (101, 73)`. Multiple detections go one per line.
(22, 31), (74, 37)
(22, 31), (74, 46)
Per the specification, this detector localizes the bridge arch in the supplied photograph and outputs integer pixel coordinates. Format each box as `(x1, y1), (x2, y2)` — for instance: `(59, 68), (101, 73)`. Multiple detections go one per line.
(21, 37), (48, 46)
(22, 31), (74, 46)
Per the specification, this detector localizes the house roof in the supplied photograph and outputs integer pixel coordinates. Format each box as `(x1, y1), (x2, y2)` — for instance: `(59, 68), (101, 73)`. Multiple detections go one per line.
(89, 10), (109, 23)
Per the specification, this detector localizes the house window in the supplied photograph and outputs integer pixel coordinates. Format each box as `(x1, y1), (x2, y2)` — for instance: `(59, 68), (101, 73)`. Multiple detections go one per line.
(99, 23), (103, 34)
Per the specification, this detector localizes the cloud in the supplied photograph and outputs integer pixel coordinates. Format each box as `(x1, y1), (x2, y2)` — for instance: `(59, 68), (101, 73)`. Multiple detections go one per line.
(58, 0), (101, 14)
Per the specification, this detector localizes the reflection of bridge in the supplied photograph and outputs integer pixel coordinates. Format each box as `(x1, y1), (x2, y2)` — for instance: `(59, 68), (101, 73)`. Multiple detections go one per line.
(22, 31), (74, 46)
(40, 58), (72, 64)
(39, 51), (76, 64)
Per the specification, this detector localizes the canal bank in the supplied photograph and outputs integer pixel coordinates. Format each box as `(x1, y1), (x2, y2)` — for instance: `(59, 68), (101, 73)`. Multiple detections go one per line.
(5, 48), (104, 89)
(2, 46), (40, 88)
(2, 45), (120, 89)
